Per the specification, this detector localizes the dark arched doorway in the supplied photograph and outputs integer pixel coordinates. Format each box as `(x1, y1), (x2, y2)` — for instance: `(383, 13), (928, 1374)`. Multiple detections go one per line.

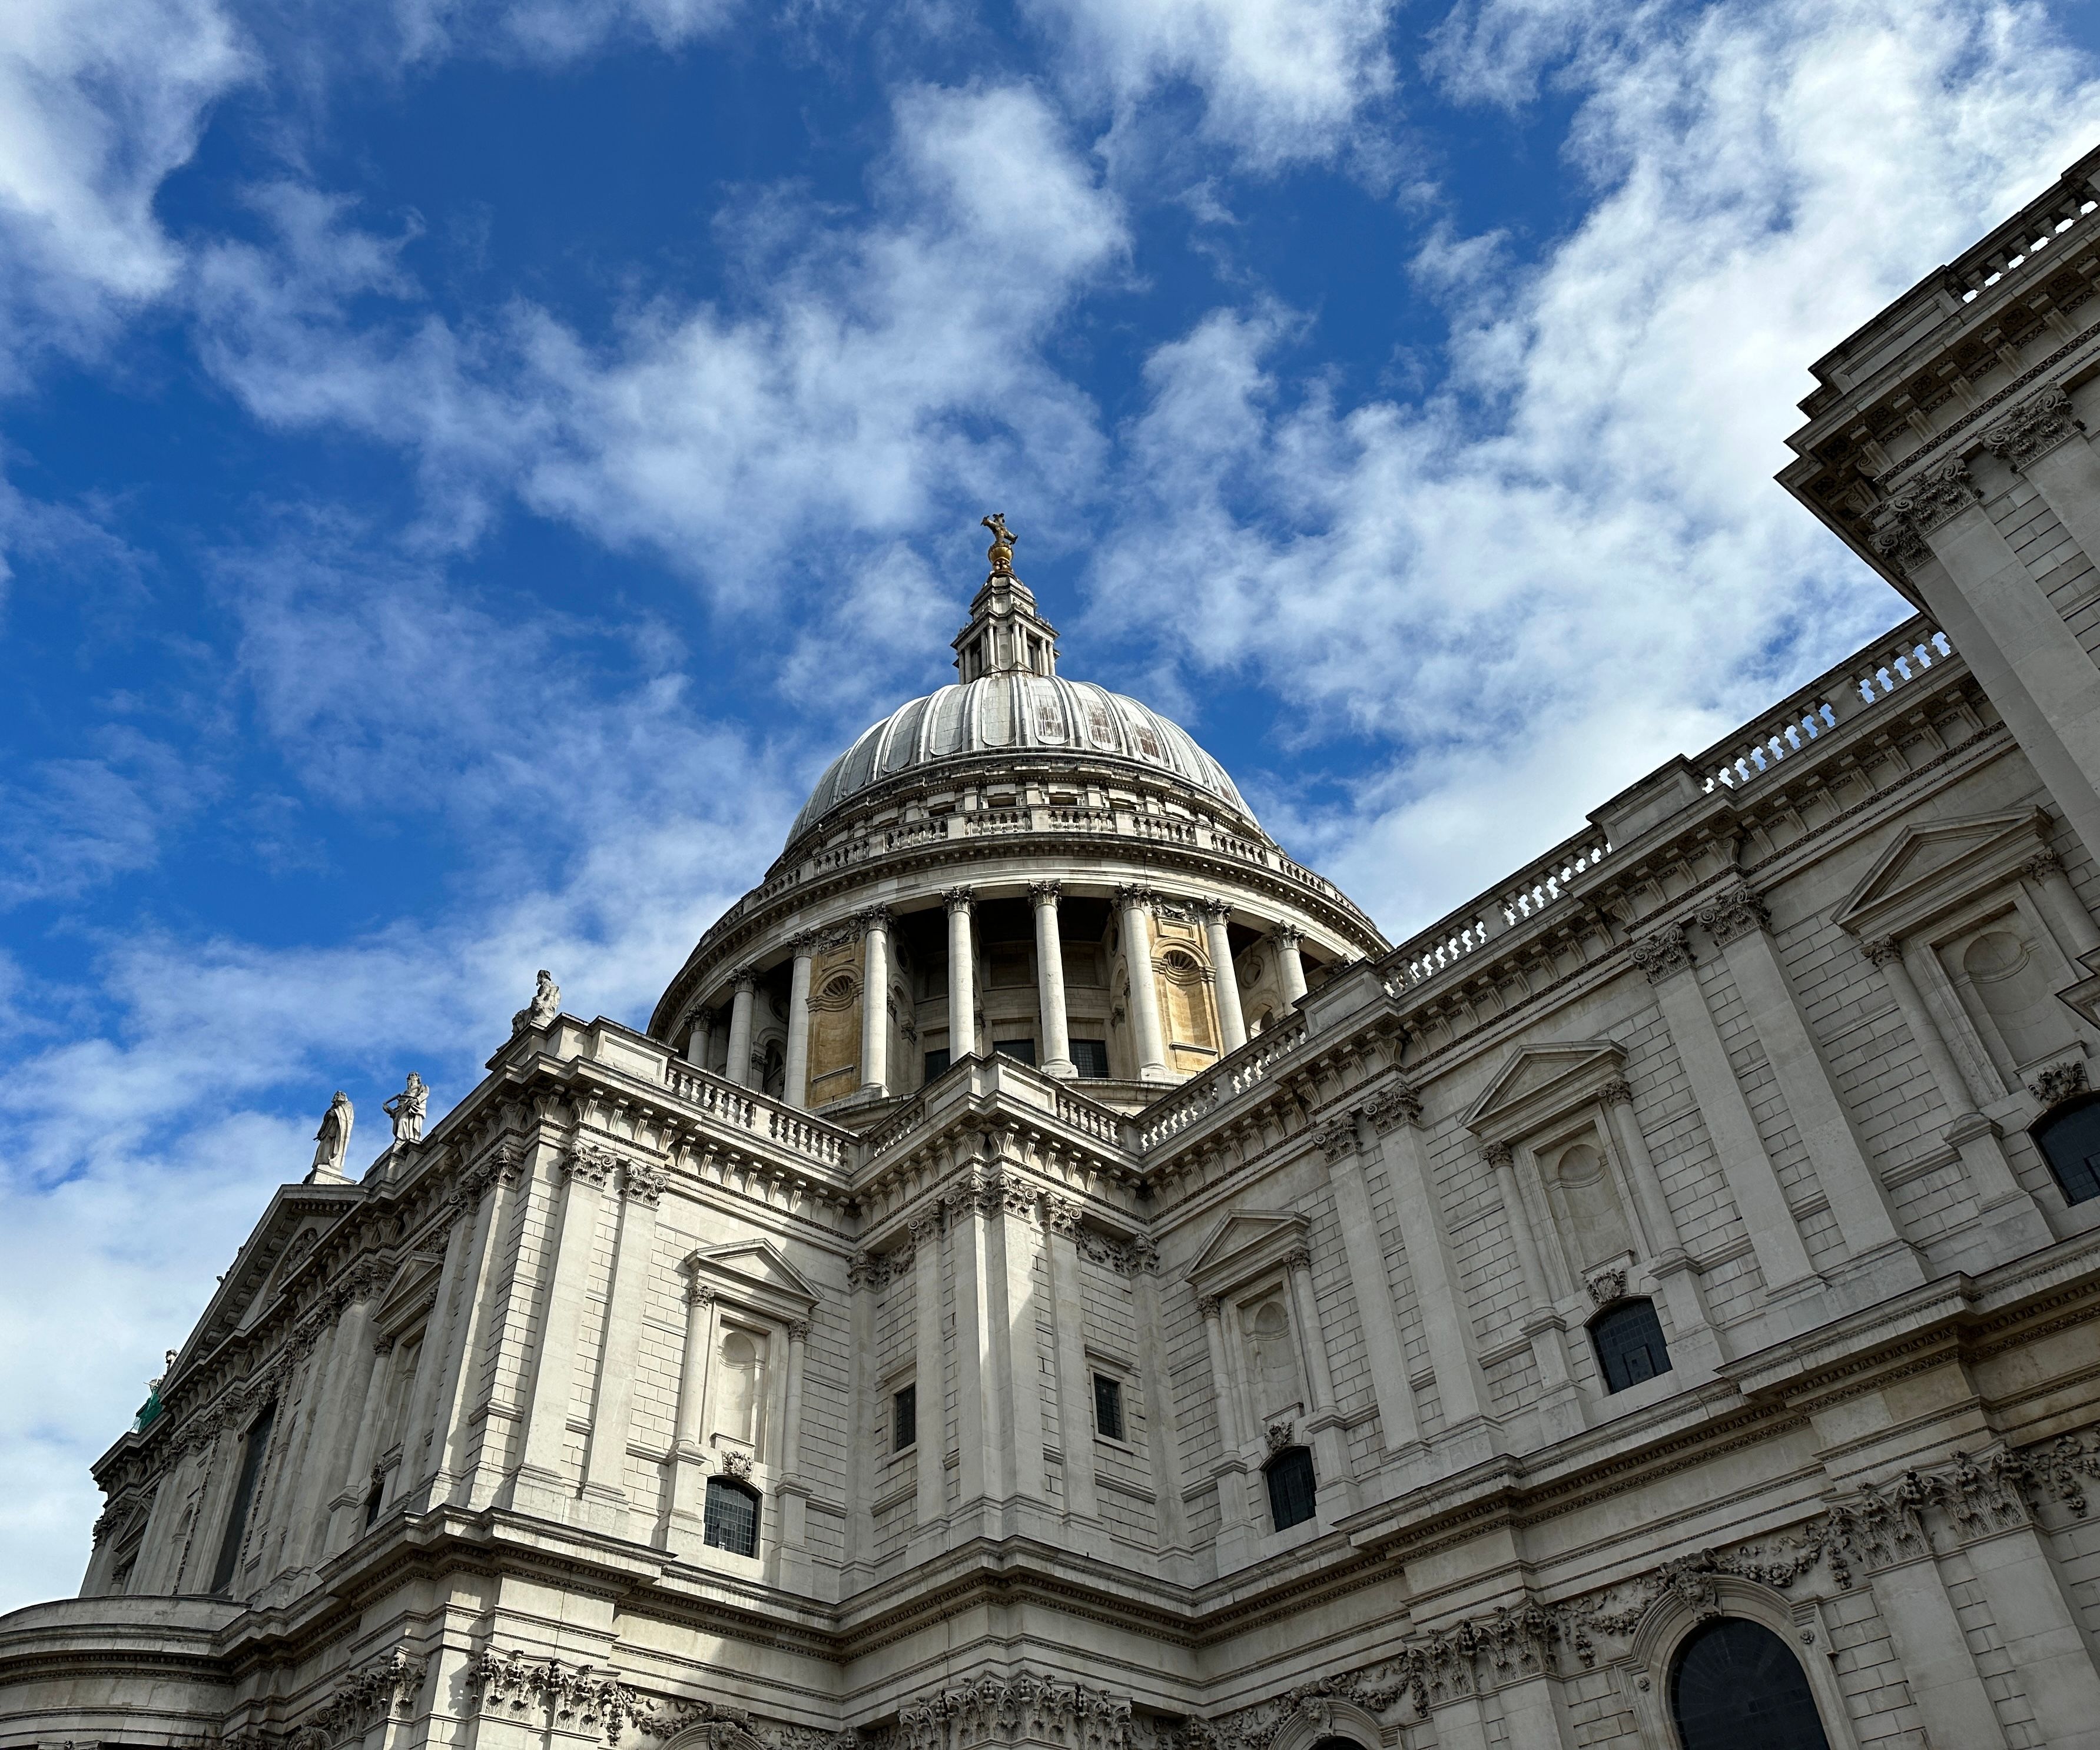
(1670, 1618), (1830, 1750)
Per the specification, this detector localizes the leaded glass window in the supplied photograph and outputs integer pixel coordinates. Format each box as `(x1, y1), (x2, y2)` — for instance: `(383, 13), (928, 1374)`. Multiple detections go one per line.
(704, 1477), (760, 1557)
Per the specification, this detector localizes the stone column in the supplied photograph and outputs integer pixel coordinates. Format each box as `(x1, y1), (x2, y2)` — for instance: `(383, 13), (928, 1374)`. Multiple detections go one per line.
(860, 908), (892, 1097)
(844, 1252), (876, 1575)
(1283, 1244), (1352, 1502)
(432, 1147), (524, 1502)
(1633, 923), (1819, 1296)
(327, 1333), (396, 1552)
(1877, 459), (2100, 862)
(946, 889), (977, 1062)
(684, 1010), (714, 1067)
(910, 1214), (946, 1532)
(260, 1323), (338, 1578)
(1860, 937), (2049, 1250)
(287, 1287), (378, 1569)
(1961, 1513), (2100, 1746)
(1364, 1088), (1490, 1427)
(1272, 923), (1308, 1006)
(1328, 1114), (1421, 1452)
(512, 1144), (613, 1513)
(1484, 1142), (1579, 1427)
(2023, 846), (2100, 959)
(1598, 1077), (1724, 1374)
(579, 1162), (665, 1527)
(1043, 1196), (1100, 1523)
(397, 1204), (476, 1500)
(1032, 882), (1074, 1076)
(1866, 1545), (2011, 1750)
(1698, 884), (1919, 1279)
(1200, 900), (1247, 1051)
(662, 1281), (719, 1546)
(1117, 886), (1170, 1081)
(782, 936), (815, 1110)
(1130, 1253), (1190, 1560)
(1197, 1294), (1255, 1546)
(775, 1318), (812, 1561)
(724, 971), (758, 1089)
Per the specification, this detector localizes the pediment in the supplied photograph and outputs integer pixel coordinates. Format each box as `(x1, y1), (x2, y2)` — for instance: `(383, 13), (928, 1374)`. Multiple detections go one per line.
(371, 1251), (447, 1338)
(1834, 808), (2051, 940)
(686, 1239), (820, 1313)
(1185, 1210), (1309, 1295)
(1462, 1041), (1625, 1141)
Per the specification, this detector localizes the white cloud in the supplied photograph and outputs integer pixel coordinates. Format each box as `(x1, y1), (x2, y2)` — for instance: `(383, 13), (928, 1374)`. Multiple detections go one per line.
(1027, 0), (1398, 167)
(0, 0), (250, 384)
(1086, 0), (2100, 933)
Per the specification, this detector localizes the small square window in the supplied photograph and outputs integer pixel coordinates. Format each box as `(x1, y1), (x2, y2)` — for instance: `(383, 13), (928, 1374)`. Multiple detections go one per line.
(1093, 1373), (1124, 1442)
(893, 1384), (917, 1451)
(923, 1048), (951, 1083)
(1070, 1038), (1111, 1079)
(994, 1037), (1037, 1066)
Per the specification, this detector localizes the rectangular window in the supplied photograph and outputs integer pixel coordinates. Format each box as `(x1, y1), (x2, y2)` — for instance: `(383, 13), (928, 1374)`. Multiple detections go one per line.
(987, 945), (1032, 988)
(702, 1477), (759, 1557)
(994, 1037), (1036, 1066)
(923, 1048), (951, 1082)
(893, 1384), (917, 1451)
(1070, 1038), (1111, 1079)
(208, 1403), (276, 1594)
(1093, 1372), (1124, 1442)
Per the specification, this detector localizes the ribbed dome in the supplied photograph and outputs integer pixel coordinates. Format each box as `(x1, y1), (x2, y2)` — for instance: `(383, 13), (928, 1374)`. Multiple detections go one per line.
(789, 672), (1256, 844)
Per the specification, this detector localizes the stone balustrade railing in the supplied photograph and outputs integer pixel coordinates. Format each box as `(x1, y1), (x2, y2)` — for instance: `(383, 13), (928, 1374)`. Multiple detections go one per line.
(661, 1060), (852, 1171)
(1947, 183), (2100, 304)
(1134, 1014), (1309, 1151)
(1497, 826), (1611, 927)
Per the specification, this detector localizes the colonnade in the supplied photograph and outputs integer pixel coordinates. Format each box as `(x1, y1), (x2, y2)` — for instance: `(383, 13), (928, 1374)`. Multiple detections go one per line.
(682, 885), (1315, 1109)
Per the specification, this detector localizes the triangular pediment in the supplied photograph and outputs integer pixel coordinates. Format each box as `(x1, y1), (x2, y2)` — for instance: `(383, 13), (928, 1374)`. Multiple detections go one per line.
(1185, 1210), (1309, 1293)
(687, 1239), (820, 1310)
(371, 1251), (446, 1336)
(1462, 1041), (1625, 1138)
(1834, 808), (2051, 939)
(190, 1188), (356, 1351)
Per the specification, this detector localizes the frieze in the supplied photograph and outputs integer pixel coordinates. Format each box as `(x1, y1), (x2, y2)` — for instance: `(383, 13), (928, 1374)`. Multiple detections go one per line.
(893, 1672), (1133, 1750)
(469, 1649), (646, 1744)
(277, 1648), (427, 1750)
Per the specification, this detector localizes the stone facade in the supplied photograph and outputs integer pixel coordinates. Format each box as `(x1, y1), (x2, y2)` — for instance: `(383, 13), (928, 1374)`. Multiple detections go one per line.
(20, 166), (2100, 1750)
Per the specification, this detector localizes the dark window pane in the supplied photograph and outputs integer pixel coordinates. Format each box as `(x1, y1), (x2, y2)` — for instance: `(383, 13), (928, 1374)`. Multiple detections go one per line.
(1265, 1446), (1317, 1530)
(893, 1384), (917, 1450)
(1093, 1373), (1124, 1442)
(923, 1048), (951, 1083)
(2033, 1093), (2100, 1204)
(1591, 1299), (1673, 1394)
(1670, 1618), (1831, 1750)
(1070, 1039), (1111, 1078)
(704, 1477), (760, 1557)
(209, 1403), (276, 1593)
(994, 1037), (1036, 1066)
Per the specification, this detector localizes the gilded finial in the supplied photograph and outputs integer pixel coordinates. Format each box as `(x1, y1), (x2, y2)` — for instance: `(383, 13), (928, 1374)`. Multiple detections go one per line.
(982, 513), (1016, 577)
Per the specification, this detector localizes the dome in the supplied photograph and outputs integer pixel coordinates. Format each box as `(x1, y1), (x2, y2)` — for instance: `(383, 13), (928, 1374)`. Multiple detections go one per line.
(789, 672), (1256, 844)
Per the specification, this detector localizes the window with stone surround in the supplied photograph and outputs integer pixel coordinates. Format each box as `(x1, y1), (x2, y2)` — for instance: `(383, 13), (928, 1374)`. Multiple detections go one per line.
(209, 1402), (276, 1594)
(1070, 1038), (1110, 1078)
(1093, 1372), (1124, 1442)
(2034, 1092), (2100, 1204)
(893, 1383), (917, 1451)
(1265, 1446), (1316, 1530)
(1669, 1617), (1830, 1749)
(1590, 1299), (1671, 1393)
(703, 1476), (759, 1558)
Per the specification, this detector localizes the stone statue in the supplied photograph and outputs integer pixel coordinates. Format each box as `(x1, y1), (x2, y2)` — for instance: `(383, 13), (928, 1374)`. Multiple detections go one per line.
(512, 969), (560, 1034)
(982, 512), (1016, 576)
(384, 1071), (428, 1145)
(310, 1091), (354, 1182)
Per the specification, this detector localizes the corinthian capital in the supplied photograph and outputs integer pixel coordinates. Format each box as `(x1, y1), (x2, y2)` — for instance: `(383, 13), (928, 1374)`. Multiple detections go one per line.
(1886, 457), (1981, 539)
(1983, 386), (2081, 471)
(944, 886), (975, 915)
(1628, 923), (1694, 984)
(1695, 881), (1770, 948)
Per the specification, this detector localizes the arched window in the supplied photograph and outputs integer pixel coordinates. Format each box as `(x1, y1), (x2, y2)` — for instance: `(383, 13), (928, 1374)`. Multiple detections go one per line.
(1670, 1617), (1830, 1749)
(1590, 1298), (1671, 1393)
(2033, 1092), (2100, 1205)
(704, 1476), (760, 1557)
(1265, 1446), (1317, 1531)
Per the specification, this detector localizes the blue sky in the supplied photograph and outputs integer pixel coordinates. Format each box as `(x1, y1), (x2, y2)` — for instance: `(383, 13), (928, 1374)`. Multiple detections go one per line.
(5, 0), (2100, 1605)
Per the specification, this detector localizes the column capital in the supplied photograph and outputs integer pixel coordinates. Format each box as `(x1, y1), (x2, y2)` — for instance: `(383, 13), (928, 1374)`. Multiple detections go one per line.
(1886, 457), (1982, 538)
(1869, 506), (1932, 576)
(1629, 922), (1695, 982)
(859, 904), (894, 931)
(1268, 921), (1305, 949)
(1283, 1245), (1313, 1273)
(2022, 848), (2066, 882)
(1028, 879), (1063, 906)
(1482, 1139), (1514, 1171)
(1695, 881), (1770, 948)
(1983, 385), (2082, 471)
(1860, 934), (1906, 968)
(1113, 883), (1157, 911)
(1359, 1083), (1422, 1131)
(785, 1317), (811, 1341)
(685, 1280), (718, 1308)
(621, 1160), (666, 1206)
(1043, 1192), (1082, 1235)
(1311, 1117), (1356, 1161)
(1195, 896), (1233, 925)
(787, 931), (820, 957)
(1196, 1293), (1226, 1320)
(562, 1144), (616, 1188)
(1600, 1074), (1636, 1107)
(731, 967), (759, 994)
(944, 886), (976, 914)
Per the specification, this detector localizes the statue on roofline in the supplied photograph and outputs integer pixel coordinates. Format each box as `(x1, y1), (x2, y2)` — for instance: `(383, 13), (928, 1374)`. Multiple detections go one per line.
(982, 512), (1016, 577)
(511, 969), (560, 1034)
(308, 1090), (354, 1183)
(384, 1071), (428, 1145)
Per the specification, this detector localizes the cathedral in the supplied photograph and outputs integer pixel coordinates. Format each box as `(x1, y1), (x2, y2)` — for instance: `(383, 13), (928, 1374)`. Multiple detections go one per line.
(22, 150), (2100, 1750)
